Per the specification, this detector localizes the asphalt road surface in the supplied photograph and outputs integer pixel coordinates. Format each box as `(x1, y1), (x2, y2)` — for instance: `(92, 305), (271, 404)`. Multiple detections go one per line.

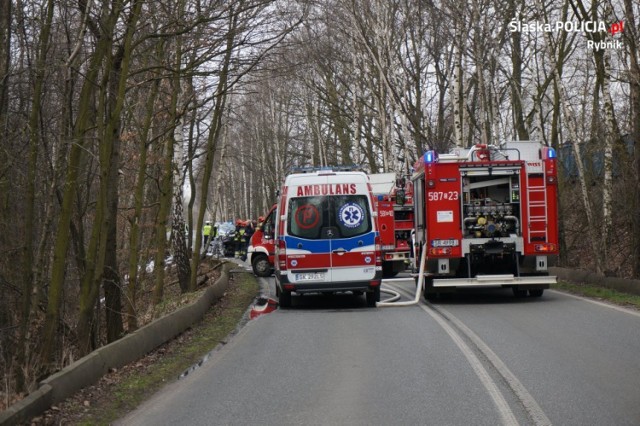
(119, 272), (640, 425)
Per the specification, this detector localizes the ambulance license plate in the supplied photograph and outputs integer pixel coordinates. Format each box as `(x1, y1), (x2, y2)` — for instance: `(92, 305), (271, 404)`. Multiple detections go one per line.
(295, 272), (325, 281)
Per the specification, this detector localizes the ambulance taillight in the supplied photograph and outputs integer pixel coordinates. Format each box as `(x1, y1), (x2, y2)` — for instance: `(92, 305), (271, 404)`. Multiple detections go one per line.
(277, 239), (287, 270)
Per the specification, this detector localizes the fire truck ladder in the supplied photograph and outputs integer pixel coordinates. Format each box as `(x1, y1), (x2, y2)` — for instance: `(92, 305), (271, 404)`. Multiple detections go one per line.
(525, 165), (548, 243)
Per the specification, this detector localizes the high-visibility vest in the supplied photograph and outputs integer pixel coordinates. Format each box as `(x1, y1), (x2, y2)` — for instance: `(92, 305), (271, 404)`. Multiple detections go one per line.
(203, 225), (212, 236)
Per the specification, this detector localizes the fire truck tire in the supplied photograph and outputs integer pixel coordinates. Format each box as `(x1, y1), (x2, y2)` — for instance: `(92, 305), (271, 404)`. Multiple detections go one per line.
(279, 289), (292, 308)
(421, 277), (437, 301)
(251, 254), (272, 277)
(366, 287), (380, 307)
(382, 262), (399, 278)
(513, 288), (528, 298)
(529, 289), (544, 297)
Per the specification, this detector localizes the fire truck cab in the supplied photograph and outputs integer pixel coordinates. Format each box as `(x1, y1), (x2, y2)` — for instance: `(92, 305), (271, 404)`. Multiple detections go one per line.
(412, 141), (558, 298)
(274, 168), (382, 307)
(248, 204), (277, 277)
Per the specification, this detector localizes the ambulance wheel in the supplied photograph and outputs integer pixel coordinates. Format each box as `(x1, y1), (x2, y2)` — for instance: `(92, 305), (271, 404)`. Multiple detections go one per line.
(529, 289), (544, 297)
(279, 289), (292, 308)
(252, 254), (272, 277)
(366, 287), (380, 307)
(513, 288), (528, 298)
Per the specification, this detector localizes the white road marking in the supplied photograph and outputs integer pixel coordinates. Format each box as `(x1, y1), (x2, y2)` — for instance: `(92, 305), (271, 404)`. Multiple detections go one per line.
(550, 289), (640, 318)
(387, 284), (520, 426)
(431, 303), (552, 426)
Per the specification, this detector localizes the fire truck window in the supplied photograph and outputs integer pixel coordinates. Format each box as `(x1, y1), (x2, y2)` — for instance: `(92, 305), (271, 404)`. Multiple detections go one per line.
(263, 212), (275, 238)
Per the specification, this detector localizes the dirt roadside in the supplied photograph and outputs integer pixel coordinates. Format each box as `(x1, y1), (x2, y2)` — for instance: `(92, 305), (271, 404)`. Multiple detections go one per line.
(28, 268), (259, 425)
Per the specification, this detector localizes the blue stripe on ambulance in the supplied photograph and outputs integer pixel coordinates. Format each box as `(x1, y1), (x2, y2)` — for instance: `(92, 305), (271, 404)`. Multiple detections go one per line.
(283, 231), (376, 253)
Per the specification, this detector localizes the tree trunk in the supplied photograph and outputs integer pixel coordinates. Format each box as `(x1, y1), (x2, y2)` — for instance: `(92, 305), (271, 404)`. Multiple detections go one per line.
(0, 0), (10, 125)
(533, 0), (602, 273)
(510, 27), (528, 140)
(172, 118), (191, 294)
(40, 0), (119, 367)
(155, 0), (186, 302)
(190, 10), (237, 292)
(599, 47), (617, 267)
(14, 0), (54, 391)
(126, 74), (160, 331)
(623, 0), (640, 277)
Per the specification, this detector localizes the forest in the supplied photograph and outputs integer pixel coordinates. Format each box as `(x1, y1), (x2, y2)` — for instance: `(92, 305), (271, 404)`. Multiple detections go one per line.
(0, 0), (638, 406)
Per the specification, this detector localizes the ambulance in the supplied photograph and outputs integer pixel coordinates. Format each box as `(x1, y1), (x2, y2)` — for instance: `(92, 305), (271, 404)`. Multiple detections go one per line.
(274, 168), (382, 307)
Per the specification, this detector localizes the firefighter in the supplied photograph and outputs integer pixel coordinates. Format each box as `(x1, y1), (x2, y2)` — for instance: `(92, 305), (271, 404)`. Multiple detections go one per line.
(203, 221), (213, 248)
(233, 220), (244, 258)
(239, 222), (248, 260)
(245, 219), (255, 239)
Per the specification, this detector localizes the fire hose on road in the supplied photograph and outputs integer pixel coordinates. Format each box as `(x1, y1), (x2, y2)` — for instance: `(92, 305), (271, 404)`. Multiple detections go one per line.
(376, 243), (427, 307)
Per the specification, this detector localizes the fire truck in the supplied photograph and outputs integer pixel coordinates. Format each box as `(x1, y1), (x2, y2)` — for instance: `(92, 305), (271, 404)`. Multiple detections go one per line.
(370, 173), (414, 278)
(411, 141), (558, 299)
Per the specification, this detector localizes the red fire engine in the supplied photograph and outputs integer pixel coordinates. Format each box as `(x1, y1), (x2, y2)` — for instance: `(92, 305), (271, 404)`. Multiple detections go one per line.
(370, 173), (414, 278)
(411, 141), (558, 299)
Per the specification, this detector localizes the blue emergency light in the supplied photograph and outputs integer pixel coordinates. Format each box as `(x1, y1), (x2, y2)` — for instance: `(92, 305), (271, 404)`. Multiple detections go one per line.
(424, 150), (437, 163)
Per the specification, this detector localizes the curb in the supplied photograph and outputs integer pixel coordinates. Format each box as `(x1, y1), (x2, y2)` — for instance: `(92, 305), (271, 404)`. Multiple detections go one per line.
(550, 267), (640, 296)
(0, 262), (235, 426)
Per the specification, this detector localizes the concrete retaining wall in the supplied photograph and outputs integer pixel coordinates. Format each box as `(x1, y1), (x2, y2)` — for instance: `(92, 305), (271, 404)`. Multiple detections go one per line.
(0, 262), (234, 426)
(550, 267), (640, 296)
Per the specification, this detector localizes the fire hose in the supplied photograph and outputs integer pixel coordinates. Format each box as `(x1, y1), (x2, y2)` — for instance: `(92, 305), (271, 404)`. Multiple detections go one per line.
(376, 242), (427, 307)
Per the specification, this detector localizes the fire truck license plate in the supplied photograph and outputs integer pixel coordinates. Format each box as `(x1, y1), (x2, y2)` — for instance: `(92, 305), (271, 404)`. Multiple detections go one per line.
(432, 239), (459, 247)
(296, 272), (325, 281)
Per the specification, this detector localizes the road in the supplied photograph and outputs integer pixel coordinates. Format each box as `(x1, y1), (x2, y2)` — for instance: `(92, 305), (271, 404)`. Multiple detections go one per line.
(119, 272), (640, 425)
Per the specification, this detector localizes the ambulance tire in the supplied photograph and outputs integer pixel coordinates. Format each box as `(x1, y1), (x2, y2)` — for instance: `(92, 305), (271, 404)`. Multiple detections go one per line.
(279, 289), (292, 308)
(513, 288), (528, 298)
(366, 287), (380, 307)
(252, 254), (272, 277)
(529, 289), (544, 297)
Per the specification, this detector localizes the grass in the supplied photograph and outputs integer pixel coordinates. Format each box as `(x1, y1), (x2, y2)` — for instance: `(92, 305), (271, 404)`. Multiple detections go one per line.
(555, 281), (640, 310)
(69, 269), (259, 425)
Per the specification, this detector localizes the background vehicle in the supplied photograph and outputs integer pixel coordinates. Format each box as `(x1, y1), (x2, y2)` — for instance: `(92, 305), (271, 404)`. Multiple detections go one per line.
(412, 141), (558, 299)
(274, 168), (382, 307)
(248, 204), (277, 277)
(370, 173), (414, 278)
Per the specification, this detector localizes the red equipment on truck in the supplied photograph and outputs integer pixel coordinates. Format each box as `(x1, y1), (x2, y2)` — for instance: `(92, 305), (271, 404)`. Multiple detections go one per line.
(411, 141), (558, 299)
(370, 173), (414, 278)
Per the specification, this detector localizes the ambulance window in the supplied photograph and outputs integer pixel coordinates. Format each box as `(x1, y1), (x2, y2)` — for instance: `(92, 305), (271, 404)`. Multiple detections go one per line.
(288, 197), (327, 239)
(334, 195), (371, 238)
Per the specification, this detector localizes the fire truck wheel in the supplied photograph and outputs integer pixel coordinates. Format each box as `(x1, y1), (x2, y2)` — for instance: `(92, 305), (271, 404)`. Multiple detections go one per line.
(251, 254), (272, 277)
(279, 290), (292, 308)
(529, 289), (544, 297)
(366, 287), (380, 307)
(513, 288), (528, 298)
(382, 263), (399, 278)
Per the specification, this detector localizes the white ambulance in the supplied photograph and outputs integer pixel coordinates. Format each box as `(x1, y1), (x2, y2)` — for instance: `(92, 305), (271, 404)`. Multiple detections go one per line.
(274, 169), (382, 307)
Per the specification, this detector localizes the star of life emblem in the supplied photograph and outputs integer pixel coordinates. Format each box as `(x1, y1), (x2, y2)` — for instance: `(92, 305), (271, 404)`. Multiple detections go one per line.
(338, 202), (365, 229)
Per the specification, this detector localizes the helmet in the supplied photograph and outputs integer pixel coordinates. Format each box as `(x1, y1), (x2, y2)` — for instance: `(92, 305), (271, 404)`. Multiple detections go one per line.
(258, 216), (265, 223)
(206, 221), (211, 225)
